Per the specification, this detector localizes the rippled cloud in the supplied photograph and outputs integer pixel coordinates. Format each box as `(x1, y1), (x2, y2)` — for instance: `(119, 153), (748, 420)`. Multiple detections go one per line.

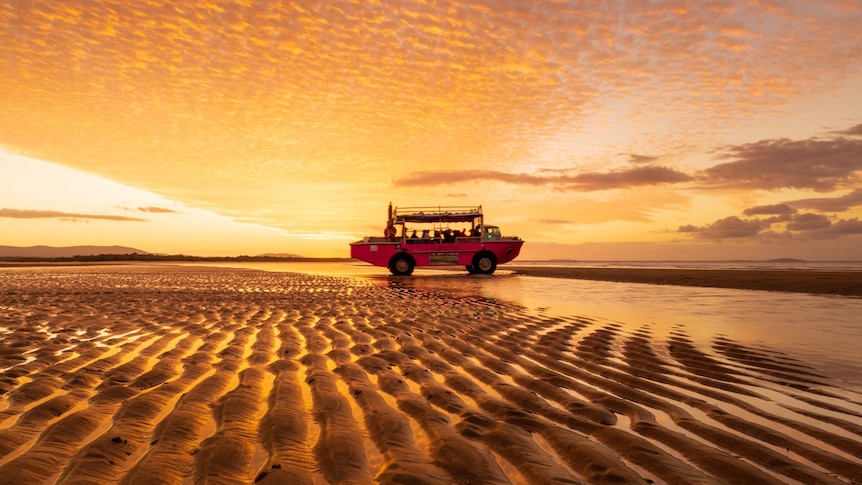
(2, 2), (861, 192)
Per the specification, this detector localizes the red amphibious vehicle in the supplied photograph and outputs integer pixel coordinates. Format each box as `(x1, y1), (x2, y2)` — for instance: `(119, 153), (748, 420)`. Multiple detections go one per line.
(350, 204), (524, 276)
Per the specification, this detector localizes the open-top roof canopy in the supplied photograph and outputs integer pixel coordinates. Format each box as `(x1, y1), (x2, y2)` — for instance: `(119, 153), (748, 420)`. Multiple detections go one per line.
(394, 206), (482, 224)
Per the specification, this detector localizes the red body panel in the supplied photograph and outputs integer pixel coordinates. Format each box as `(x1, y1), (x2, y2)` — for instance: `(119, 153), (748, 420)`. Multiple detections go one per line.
(350, 238), (524, 268)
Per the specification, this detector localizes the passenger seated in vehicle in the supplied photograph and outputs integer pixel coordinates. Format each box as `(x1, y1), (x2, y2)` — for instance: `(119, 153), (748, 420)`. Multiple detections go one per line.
(470, 227), (480, 237)
(421, 229), (430, 240)
(410, 230), (418, 239)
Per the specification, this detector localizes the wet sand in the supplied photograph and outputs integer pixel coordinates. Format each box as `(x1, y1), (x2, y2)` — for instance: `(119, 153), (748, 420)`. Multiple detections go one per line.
(1, 266), (861, 484)
(507, 266), (862, 297)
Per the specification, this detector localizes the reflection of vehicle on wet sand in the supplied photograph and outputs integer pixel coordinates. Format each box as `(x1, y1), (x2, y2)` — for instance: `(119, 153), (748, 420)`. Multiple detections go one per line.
(350, 204), (525, 276)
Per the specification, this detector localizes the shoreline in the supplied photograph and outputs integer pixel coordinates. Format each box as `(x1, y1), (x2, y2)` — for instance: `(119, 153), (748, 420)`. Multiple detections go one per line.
(507, 266), (862, 297)
(4, 261), (862, 297)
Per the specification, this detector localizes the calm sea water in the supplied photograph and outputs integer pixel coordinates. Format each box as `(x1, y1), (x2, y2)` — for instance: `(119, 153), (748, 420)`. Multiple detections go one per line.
(513, 259), (862, 271)
(205, 261), (862, 390)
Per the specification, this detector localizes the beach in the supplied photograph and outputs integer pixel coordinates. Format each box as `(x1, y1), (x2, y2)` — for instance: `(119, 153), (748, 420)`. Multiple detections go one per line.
(1, 265), (861, 484)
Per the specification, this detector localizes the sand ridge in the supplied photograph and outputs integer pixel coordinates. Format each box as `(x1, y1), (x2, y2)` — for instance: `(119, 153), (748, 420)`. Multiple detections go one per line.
(506, 266), (862, 297)
(1, 267), (861, 484)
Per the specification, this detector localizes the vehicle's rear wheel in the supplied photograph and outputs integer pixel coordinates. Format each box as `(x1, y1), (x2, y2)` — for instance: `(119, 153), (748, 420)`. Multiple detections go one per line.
(472, 252), (497, 275)
(465, 265), (475, 274)
(389, 254), (415, 276)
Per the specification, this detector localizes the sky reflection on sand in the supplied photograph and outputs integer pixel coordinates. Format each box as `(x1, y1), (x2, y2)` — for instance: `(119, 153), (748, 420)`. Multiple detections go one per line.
(218, 262), (862, 390)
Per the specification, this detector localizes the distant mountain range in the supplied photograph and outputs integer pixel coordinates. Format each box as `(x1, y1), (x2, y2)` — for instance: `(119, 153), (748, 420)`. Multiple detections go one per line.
(0, 245), (149, 258)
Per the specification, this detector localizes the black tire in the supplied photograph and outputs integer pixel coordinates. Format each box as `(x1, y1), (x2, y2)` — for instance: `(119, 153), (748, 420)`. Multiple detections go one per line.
(389, 254), (415, 276)
(465, 265), (475, 274)
(472, 252), (497, 275)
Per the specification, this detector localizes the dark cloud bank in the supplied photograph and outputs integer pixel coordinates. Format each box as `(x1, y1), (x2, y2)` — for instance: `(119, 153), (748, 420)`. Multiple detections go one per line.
(395, 123), (862, 242)
(395, 122), (862, 195)
(395, 165), (692, 191)
(0, 205), (178, 223)
(681, 124), (862, 241)
(703, 136), (862, 192)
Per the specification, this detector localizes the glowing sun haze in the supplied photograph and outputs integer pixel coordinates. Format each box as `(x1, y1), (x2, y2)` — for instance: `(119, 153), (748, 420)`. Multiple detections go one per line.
(2, 1), (862, 259)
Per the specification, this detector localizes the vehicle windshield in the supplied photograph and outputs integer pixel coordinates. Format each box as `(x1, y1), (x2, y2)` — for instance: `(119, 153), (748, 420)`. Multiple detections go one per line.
(484, 226), (501, 239)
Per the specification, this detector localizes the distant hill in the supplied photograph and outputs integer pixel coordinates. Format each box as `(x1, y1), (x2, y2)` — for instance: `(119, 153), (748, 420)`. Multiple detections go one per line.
(256, 252), (303, 258)
(0, 245), (149, 258)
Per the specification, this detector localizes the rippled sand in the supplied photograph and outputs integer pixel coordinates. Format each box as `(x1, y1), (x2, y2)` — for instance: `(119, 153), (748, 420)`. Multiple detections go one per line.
(1, 266), (861, 484)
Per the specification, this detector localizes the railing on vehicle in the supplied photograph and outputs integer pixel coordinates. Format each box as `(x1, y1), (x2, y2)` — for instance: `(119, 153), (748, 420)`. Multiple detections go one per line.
(363, 236), (399, 243)
(394, 206), (482, 223)
(404, 236), (483, 244)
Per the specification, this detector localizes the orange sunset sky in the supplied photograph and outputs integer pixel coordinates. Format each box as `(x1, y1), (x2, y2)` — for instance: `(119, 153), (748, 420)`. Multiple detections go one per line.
(2, 0), (862, 259)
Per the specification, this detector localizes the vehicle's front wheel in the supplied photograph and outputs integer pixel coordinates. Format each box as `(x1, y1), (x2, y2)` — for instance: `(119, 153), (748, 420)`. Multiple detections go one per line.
(472, 252), (497, 275)
(389, 254), (415, 276)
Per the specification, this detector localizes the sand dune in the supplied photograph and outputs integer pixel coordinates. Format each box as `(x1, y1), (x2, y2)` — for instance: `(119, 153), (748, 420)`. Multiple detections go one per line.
(1, 266), (861, 484)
